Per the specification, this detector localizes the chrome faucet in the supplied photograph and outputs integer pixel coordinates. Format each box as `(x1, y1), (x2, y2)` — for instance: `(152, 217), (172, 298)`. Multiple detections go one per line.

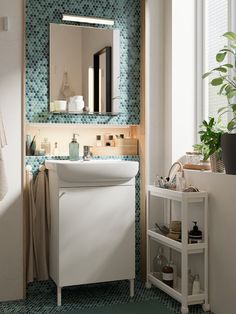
(83, 146), (93, 161)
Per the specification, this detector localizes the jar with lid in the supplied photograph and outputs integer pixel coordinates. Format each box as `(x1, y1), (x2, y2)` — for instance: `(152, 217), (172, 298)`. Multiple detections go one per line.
(186, 152), (202, 165)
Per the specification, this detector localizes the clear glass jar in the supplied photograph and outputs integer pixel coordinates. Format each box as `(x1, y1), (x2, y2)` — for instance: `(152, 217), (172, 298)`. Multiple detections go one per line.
(153, 246), (168, 280)
(186, 152), (202, 164)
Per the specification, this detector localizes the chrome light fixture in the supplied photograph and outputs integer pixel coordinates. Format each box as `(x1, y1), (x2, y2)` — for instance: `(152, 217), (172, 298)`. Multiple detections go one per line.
(62, 14), (114, 26)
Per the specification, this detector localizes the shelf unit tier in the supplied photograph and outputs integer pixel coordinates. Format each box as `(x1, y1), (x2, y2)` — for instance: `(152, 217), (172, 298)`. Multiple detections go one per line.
(147, 274), (206, 306)
(148, 185), (207, 203)
(148, 230), (207, 254)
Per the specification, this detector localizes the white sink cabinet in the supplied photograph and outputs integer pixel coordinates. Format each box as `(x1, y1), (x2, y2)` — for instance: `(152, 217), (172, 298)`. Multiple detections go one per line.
(45, 160), (139, 306)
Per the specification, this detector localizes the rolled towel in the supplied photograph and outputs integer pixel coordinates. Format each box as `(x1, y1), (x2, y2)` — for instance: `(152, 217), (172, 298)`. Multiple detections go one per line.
(0, 110), (7, 201)
(0, 110), (7, 148)
(0, 149), (8, 201)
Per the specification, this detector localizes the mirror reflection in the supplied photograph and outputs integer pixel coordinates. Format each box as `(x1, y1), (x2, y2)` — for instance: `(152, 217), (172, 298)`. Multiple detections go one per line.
(49, 23), (120, 114)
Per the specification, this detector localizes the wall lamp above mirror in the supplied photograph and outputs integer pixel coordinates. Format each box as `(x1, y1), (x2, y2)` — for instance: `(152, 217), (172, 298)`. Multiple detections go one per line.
(62, 14), (114, 26)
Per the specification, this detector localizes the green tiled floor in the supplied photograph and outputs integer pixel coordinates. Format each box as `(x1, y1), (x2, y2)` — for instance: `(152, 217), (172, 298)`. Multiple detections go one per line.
(0, 280), (211, 314)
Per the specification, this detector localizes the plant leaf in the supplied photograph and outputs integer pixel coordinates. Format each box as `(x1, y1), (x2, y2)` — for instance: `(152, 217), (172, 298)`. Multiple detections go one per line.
(212, 67), (228, 73)
(227, 120), (236, 131)
(223, 32), (236, 41)
(218, 106), (229, 113)
(216, 52), (227, 62)
(218, 84), (227, 95)
(222, 63), (234, 68)
(202, 72), (212, 79)
(219, 48), (235, 55)
(211, 78), (224, 86)
(227, 90), (236, 99)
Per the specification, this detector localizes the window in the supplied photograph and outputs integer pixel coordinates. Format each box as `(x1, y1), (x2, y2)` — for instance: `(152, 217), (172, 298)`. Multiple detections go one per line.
(197, 0), (234, 128)
(204, 0), (229, 122)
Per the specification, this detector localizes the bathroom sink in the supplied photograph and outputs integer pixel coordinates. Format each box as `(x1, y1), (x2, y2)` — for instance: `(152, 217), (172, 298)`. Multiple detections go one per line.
(45, 160), (139, 183)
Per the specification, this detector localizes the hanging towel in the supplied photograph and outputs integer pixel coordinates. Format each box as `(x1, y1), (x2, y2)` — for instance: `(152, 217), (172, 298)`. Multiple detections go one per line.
(25, 166), (37, 283)
(0, 109), (8, 201)
(33, 165), (51, 280)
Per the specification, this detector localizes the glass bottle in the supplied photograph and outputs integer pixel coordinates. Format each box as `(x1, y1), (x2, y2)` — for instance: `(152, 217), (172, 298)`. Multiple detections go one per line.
(188, 269), (194, 295)
(162, 263), (174, 288)
(153, 247), (168, 280)
(53, 142), (59, 156)
(41, 138), (51, 155)
(192, 274), (200, 295)
(69, 134), (79, 161)
(169, 260), (177, 288)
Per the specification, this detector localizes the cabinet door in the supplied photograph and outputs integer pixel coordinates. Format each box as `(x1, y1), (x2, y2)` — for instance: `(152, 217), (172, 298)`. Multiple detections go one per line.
(58, 186), (135, 287)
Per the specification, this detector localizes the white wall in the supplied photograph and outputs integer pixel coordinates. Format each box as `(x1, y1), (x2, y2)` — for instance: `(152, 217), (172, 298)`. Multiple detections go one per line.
(185, 170), (236, 314)
(0, 0), (23, 301)
(146, 0), (196, 183)
(172, 0), (196, 162)
(145, 0), (169, 184)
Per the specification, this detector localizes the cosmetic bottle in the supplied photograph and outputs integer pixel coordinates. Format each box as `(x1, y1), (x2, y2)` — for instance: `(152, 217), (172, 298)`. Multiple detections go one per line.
(189, 221), (202, 243)
(53, 142), (59, 156)
(69, 134), (79, 161)
(26, 134), (31, 156)
(30, 136), (36, 156)
(162, 263), (174, 288)
(96, 135), (102, 147)
(41, 138), (51, 155)
(169, 260), (177, 288)
(192, 274), (200, 295)
(188, 269), (194, 294)
(105, 135), (114, 147)
(153, 247), (167, 280)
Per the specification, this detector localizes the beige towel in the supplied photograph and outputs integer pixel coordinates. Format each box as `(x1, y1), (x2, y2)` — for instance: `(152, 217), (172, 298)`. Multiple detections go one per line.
(0, 110), (7, 201)
(33, 165), (50, 280)
(25, 166), (37, 283)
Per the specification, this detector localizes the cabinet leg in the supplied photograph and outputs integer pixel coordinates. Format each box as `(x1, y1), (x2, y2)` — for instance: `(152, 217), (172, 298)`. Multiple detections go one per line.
(145, 281), (152, 289)
(181, 306), (189, 314)
(57, 286), (62, 306)
(202, 303), (210, 312)
(129, 279), (134, 298)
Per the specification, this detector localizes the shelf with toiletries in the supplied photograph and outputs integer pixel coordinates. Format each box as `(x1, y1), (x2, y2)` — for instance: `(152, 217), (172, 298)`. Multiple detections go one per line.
(146, 185), (210, 313)
(148, 241), (206, 301)
(25, 124), (138, 157)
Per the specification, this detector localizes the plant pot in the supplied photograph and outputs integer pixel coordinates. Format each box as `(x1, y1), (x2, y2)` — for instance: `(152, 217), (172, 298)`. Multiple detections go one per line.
(221, 133), (236, 175)
(209, 152), (224, 173)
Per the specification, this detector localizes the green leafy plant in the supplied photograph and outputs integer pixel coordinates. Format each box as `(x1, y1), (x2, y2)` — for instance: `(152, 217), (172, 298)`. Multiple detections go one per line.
(193, 117), (224, 160)
(202, 31), (236, 132)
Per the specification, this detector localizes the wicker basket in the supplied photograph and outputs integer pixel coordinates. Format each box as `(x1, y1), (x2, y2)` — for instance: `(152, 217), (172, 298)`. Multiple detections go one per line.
(210, 152), (225, 173)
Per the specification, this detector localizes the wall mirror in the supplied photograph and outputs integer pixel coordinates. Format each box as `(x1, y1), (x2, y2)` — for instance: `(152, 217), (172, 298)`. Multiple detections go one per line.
(49, 23), (120, 114)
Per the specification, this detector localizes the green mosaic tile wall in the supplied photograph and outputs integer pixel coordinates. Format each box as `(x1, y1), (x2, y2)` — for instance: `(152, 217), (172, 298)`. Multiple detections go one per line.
(26, 0), (140, 124)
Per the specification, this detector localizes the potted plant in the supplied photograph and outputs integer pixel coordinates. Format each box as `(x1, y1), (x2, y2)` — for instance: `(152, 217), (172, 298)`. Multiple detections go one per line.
(203, 31), (236, 174)
(194, 117), (225, 172)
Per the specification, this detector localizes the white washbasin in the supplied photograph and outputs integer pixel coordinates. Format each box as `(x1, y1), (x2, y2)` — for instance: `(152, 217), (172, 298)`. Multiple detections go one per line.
(45, 159), (139, 183)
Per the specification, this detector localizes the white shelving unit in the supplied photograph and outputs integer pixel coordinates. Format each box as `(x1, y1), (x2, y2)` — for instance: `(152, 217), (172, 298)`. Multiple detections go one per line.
(146, 185), (210, 314)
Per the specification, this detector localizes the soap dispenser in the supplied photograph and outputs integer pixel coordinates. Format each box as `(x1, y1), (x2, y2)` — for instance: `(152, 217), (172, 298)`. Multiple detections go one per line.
(189, 221), (202, 244)
(69, 134), (79, 161)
